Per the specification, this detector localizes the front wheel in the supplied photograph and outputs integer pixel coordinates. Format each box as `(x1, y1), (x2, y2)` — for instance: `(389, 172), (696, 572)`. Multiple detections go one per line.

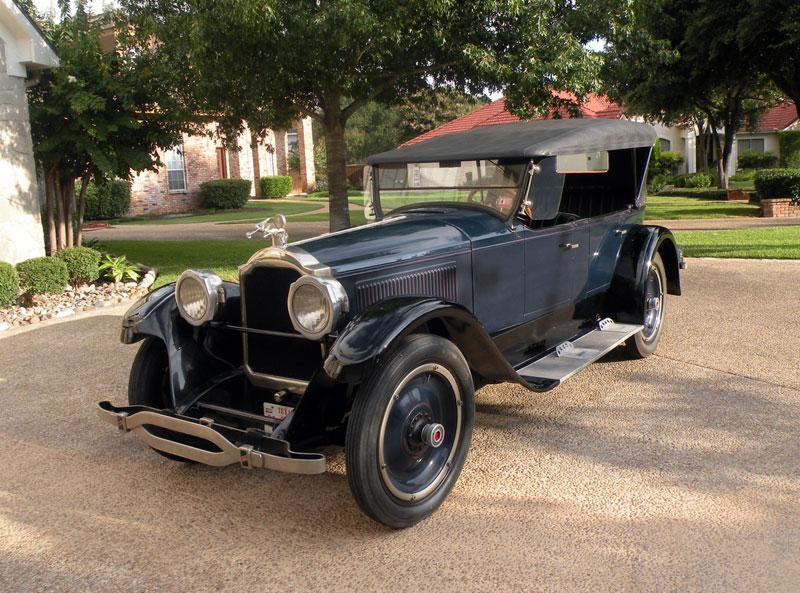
(345, 334), (475, 528)
(624, 253), (667, 358)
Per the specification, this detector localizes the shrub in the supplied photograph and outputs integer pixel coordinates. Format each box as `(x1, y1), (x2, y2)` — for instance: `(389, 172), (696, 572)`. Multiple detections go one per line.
(260, 176), (293, 198)
(683, 173), (712, 188)
(656, 151), (684, 176)
(0, 262), (20, 306)
(754, 168), (800, 202)
(16, 257), (69, 295)
(199, 179), (251, 210)
(55, 246), (102, 285)
(99, 254), (140, 283)
(730, 169), (757, 183)
(648, 174), (668, 194)
(84, 179), (131, 220)
(738, 150), (778, 170)
(778, 131), (800, 168)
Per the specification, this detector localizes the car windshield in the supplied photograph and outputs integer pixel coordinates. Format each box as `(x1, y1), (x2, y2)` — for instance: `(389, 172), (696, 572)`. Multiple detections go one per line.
(365, 160), (527, 218)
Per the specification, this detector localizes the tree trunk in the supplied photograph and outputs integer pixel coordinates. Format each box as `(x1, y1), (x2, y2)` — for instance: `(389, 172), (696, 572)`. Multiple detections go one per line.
(251, 131), (262, 198)
(719, 122), (738, 191)
(45, 169), (57, 255)
(75, 174), (90, 247)
(53, 170), (66, 251)
(63, 180), (74, 248)
(322, 109), (351, 232)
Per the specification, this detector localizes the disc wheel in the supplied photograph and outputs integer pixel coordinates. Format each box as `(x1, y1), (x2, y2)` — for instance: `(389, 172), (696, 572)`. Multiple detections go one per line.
(625, 253), (667, 358)
(346, 334), (475, 528)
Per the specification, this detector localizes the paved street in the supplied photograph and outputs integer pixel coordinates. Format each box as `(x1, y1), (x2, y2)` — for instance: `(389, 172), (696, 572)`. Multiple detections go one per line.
(1, 258), (799, 592)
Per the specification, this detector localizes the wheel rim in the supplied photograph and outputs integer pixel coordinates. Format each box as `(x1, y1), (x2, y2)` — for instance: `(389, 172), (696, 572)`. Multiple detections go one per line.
(378, 363), (462, 502)
(641, 263), (664, 341)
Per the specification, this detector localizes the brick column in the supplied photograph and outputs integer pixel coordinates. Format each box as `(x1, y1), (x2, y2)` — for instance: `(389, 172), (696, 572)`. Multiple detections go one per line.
(296, 117), (316, 192)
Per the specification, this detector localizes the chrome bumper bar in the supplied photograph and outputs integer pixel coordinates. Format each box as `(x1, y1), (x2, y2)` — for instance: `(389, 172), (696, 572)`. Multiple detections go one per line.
(96, 401), (326, 474)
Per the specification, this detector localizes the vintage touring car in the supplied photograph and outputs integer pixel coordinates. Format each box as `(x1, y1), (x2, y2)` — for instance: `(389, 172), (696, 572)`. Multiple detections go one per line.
(98, 118), (683, 528)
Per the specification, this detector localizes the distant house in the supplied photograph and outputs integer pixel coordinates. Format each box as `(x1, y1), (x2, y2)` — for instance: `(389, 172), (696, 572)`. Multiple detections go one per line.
(129, 119), (315, 216)
(96, 20), (316, 217)
(406, 95), (799, 178)
(0, 0), (59, 264)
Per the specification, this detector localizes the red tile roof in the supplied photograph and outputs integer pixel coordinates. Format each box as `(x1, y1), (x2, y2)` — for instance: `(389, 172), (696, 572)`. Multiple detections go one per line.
(402, 93), (624, 147)
(749, 103), (798, 132)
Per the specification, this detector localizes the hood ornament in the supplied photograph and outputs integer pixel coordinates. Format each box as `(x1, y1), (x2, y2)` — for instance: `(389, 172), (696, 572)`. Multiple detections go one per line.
(247, 214), (288, 248)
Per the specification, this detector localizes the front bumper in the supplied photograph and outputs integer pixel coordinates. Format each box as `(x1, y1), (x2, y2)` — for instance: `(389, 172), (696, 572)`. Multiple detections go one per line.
(96, 401), (326, 474)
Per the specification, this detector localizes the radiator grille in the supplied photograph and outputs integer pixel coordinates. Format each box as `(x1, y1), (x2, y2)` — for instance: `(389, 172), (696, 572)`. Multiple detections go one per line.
(356, 264), (457, 311)
(240, 265), (321, 381)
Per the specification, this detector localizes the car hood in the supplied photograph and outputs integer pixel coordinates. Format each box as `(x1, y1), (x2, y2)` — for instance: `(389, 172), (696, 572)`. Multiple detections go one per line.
(289, 209), (505, 276)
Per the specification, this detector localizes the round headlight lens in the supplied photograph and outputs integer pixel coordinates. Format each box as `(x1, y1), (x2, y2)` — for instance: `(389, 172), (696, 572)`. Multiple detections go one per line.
(291, 282), (330, 334)
(175, 270), (221, 326)
(178, 275), (208, 321)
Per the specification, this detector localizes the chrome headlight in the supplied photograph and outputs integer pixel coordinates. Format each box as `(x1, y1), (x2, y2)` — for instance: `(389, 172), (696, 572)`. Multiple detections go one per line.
(287, 276), (348, 340)
(175, 270), (223, 326)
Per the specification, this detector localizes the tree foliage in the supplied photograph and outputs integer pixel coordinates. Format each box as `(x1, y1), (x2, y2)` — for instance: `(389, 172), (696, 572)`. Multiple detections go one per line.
(121, 0), (608, 230)
(27, 1), (187, 252)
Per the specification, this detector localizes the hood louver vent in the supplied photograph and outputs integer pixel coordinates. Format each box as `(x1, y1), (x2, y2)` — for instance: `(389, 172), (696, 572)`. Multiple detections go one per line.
(356, 264), (458, 311)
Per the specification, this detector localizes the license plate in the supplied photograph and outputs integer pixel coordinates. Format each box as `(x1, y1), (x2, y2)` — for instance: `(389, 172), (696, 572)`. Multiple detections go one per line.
(263, 402), (292, 422)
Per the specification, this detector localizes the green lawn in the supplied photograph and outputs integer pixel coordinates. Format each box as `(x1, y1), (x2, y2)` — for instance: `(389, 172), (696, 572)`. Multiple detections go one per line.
(645, 195), (759, 220)
(292, 207), (368, 226)
(102, 240), (264, 286)
(113, 200), (319, 225)
(304, 190), (364, 201)
(675, 226), (800, 259)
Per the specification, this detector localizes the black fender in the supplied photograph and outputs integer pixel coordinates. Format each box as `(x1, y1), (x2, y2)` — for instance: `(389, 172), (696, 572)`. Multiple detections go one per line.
(120, 282), (243, 409)
(607, 225), (682, 323)
(323, 297), (524, 388)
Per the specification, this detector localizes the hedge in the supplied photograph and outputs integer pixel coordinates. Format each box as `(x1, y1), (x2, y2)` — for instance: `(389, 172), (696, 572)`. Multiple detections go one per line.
(200, 179), (251, 210)
(0, 262), (19, 306)
(683, 172), (712, 188)
(657, 188), (728, 200)
(738, 150), (779, 170)
(260, 176), (292, 198)
(55, 246), (102, 285)
(778, 131), (800, 168)
(84, 179), (131, 220)
(16, 257), (69, 296)
(754, 168), (800, 201)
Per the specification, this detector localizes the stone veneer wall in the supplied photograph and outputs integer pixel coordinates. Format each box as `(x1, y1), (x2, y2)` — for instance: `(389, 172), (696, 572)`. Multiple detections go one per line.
(0, 40), (46, 264)
(760, 198), (800, 218)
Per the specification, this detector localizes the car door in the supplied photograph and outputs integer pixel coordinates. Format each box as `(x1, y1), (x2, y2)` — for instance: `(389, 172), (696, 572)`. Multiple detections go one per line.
(521, 222), (585, 320)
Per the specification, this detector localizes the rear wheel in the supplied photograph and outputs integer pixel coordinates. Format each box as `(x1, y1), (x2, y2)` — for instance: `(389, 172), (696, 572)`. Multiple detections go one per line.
(346, 334), (475, 528)
(624, 253), (666, 358)
(128, 337), (193, 462)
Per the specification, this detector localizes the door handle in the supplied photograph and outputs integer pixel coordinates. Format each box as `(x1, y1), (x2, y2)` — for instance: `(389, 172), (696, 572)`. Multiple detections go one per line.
(614, 228), (628, 236)
(560, 242), (580, 250)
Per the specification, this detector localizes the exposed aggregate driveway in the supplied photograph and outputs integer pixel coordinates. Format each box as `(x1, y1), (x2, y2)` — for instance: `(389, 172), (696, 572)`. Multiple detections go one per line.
(1, 258), (799, 593)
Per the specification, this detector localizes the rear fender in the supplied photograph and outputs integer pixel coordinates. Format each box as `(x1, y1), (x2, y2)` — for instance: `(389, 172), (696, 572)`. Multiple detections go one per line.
(608, 225), (681, 322)
(323, 297), (522, 387)
(120, 282), (242, 409)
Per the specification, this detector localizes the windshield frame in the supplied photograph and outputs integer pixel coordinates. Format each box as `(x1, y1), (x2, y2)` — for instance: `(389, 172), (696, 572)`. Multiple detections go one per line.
(369, 159), (533, 223)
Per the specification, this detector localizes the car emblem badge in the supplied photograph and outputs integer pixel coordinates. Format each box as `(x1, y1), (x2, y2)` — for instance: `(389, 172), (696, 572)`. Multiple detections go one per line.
(246, 214), (288, 248)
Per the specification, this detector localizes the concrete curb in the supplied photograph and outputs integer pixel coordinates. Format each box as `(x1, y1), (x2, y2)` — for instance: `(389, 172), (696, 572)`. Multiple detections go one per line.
(0, 300), (132, 341)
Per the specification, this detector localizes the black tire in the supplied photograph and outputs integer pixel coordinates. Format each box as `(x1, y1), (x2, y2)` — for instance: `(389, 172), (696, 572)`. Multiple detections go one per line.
(624, 253), (667, 359)
(128, 337), (193, 463)
(346, 334), (475, 528)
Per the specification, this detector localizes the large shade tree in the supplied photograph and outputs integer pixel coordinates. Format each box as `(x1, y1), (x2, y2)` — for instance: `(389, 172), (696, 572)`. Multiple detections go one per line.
(28, 1), (188, 251)
(122, 0), (609, 231)
(603, 0), (780, 188)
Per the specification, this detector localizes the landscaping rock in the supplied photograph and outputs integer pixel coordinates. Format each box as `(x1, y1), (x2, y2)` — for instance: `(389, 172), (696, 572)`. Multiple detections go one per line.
(0, 322), (9, 332)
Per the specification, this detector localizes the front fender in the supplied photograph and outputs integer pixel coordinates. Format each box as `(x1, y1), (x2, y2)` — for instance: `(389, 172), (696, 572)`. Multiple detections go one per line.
(120, 282), (242, 410)
(323, 297), (522, 387)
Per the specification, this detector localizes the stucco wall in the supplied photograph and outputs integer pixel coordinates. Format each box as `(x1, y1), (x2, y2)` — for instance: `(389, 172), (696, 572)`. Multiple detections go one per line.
(0, 39), (46, 264)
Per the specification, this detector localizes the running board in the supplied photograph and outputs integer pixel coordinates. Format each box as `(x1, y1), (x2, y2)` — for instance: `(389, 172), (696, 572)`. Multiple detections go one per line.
(517, 319), (643, 390)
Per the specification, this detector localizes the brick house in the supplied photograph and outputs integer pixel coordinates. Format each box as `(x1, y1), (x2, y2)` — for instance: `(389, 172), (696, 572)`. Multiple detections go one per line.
(129, 118), (315, 216)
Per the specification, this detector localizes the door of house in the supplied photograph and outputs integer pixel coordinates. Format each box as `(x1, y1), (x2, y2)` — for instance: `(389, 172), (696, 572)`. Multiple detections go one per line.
(216, 147), (228, 178)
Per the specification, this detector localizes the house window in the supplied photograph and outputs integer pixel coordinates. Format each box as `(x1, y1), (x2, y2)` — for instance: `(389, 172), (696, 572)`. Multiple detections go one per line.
(659, 138), (671, 152)
(165, 146), (187, 191)
(287, 129), (299, 154)
(737, 138), (765, 154)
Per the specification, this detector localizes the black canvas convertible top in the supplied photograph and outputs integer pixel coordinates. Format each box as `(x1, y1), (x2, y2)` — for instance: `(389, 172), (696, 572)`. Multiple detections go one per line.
(367, 118), (657, 165)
